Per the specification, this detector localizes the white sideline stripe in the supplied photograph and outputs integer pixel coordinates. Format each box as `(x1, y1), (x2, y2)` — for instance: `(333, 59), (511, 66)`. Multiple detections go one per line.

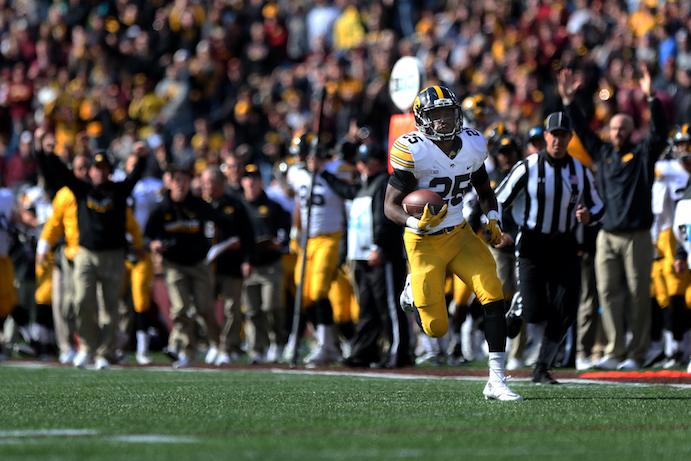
(4, 361), (691, 389)
(108, 435), (197, 443)
(0, 430), (197, 444)
(269, 368), (691, 389)
(0, 429), (98, 438)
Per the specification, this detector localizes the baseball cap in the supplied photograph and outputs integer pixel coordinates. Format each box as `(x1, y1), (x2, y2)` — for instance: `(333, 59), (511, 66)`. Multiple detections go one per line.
(527, 126), (544, 141)
(93, 151), (113, 170)
(544, 112), (572, 133)
(496, 136), (519, 154)
(243, 163), (262, 178)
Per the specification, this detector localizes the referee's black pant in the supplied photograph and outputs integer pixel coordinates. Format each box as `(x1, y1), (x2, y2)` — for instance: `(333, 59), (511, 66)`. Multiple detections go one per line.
(516, 230), (581, 369)
(350, 259), (411, 367)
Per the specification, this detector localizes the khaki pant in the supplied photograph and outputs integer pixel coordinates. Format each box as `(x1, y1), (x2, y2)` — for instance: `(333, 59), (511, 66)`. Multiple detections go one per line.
(51, 251), (77, 355)
(73, 247), (125, 359)
(242, 261), (285, 354)
(577, 251), (605, 360)
(165, 260), (219, 356)
(217, 274), (243, 354)
(595, 230), (652, 363)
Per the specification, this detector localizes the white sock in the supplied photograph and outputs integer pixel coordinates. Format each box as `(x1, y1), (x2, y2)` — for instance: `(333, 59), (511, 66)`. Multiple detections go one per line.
(136, 330), (149, 355)
(420, 334), (439, 354)
(488, 352), (506, 382)
(663, 330), (678, 357)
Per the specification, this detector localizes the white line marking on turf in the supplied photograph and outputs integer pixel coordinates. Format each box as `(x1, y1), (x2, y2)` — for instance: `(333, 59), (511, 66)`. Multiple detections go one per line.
(4, 361), (691, 389)
(108, 435), (197, 443)
(268, 368), (691, 388)
(0, 429), (98, 438)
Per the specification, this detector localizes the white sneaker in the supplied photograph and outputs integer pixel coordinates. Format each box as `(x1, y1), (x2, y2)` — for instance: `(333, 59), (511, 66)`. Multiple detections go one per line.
(94, 357), (110, 370)
(204, 346), (219, 365)
(483, 379), (523, 401)
(415, 351), (446, 366)
(399, 274), (415, 313)
(576, 357), (593, 371)
(616, 358), (639, 371)
(595, 356), (619, 370)
(73, 350), (91, 368)
(304, 346), (340, 368)
(135, 353), (152, 365)
(506, 357), (525, 371)
(215, 352), (232, 366)
(59, 349), (77, 365)
(687, 360), (691, 373)
(173, 353), (190, 369)
(265, 344), (283, 363)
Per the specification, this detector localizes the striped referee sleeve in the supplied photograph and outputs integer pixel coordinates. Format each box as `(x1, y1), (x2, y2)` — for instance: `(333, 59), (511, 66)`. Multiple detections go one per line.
(582, 166), (605, 223)
(495, 159), (529, 209)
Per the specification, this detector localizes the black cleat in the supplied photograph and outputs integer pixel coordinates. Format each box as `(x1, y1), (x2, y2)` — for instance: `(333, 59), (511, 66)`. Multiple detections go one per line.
(532, 366), (560, 385)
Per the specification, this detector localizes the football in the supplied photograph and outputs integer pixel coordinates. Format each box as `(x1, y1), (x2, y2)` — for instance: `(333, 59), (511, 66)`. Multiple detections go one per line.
(402, 189), (444, 218)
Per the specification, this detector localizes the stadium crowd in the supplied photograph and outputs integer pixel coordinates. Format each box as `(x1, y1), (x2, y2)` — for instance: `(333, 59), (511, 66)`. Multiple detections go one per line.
(0, 0), (690, 374)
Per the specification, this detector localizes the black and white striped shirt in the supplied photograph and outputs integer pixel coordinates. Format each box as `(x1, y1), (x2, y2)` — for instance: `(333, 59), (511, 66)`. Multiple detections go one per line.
(495, 152), (604, 235)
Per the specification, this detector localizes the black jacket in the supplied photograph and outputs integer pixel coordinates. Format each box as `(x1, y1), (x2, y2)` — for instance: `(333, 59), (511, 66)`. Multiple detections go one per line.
(145, 192), (241, 267)
(207, 193), (254, 276)
(565, 97), (668, 232)
(37, 150), (145, 251)
(244, 191), (291, 266)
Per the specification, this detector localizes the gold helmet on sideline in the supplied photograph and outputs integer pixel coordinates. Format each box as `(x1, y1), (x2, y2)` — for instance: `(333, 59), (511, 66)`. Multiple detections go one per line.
(461, 94), (491, 126)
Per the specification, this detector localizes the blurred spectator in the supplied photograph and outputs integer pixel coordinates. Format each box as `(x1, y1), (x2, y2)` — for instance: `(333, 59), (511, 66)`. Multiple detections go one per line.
(4, 131), (37, 188)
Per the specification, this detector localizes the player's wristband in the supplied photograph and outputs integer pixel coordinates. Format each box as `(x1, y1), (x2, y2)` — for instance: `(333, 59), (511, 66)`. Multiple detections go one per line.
(405, 216), (421, 229)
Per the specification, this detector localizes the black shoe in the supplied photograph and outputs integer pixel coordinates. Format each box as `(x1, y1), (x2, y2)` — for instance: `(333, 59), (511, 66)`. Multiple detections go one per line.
(342, 356), (373, 368)
(532, 367), (559, 385)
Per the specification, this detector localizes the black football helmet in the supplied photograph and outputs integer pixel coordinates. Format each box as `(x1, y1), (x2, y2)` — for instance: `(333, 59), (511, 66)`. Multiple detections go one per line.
(671, 124), (691, 162)
(288, 131), (317, 161)
(413, 85), (463, 141)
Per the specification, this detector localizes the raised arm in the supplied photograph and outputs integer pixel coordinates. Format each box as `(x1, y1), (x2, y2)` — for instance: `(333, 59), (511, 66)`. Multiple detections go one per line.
(34, 131), (87, 196)
(559, 69), (605, 161)
(121, 142), (149, 195)
(639, 64), (669, 166)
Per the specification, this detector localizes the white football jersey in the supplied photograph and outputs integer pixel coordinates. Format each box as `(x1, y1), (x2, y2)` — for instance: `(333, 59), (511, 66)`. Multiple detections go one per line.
(673, 189), (691, 265)
(286, 162), (310, 193)
(390, 128), (488, 234)
(652, 159), (690, 244)
(0, 188), (15, 256)
(291, 166), (345, 236)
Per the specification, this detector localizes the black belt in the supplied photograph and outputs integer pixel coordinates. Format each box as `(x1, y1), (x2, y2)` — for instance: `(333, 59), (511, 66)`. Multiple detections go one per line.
(427, 222), (465, 236)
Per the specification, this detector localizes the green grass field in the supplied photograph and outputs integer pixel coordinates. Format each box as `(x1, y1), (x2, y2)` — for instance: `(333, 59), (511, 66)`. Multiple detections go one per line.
(1, 365), (689, 461)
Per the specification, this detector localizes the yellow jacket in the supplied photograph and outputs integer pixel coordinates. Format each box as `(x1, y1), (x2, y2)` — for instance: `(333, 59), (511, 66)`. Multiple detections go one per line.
(40, 186), (142, 260)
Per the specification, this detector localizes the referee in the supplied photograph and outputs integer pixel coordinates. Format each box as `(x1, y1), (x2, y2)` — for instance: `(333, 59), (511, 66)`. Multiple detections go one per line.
(495, 112), (604, 384)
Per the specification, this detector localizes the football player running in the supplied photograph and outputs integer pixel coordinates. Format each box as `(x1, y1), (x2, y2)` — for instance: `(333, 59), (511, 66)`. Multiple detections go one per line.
(384, 85), (522, 401)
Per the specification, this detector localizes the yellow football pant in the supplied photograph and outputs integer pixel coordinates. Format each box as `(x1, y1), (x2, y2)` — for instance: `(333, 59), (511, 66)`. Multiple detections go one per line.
(329, 265), (359, 323)
(125, 254), (153, 313)
(0, 256), (18, 317)
(35, 252), (54, 306)
(452, 276), (474, 307)
(404, 223), (503, 337)
(295, 232), (341, 306)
